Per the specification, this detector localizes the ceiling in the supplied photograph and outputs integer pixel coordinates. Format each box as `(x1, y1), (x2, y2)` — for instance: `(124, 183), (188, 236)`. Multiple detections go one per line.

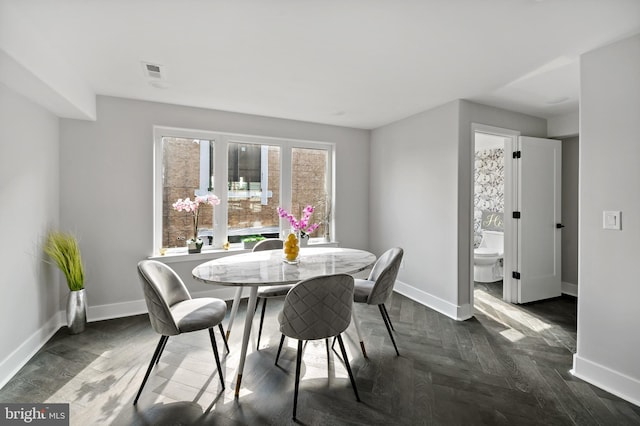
(3, 0), (640, 129)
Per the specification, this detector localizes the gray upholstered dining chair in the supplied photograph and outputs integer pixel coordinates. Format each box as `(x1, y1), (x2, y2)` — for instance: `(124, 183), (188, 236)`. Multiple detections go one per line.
(353, 247), (404, 357)
(134, 260), (229, 405)
(275, 273), (360, 420)
(252, 238), (294, 350)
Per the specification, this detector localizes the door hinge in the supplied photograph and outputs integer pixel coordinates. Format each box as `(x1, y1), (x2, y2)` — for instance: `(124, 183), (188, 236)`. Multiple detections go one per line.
(513, 151), (521, 159)
(512, 211), (521, 219)
(512, 271), (521, 280)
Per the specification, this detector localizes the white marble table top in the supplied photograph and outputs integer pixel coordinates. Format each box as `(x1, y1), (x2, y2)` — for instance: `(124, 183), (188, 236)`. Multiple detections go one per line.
(192, 247), (376, 287)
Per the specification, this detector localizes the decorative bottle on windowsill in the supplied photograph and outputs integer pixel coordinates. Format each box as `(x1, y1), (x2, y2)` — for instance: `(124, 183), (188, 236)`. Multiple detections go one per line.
(283, 231), (300, 264)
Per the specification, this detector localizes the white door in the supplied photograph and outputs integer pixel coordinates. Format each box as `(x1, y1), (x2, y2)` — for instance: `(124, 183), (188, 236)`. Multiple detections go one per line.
(516, 136), (562, 303)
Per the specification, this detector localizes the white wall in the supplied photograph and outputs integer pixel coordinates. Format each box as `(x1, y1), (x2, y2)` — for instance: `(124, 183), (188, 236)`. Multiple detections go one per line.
(370, 99), (546, 320)
(548, 111), (579, 138)
(59, 96), (370, 318)
(573, 34), (640, 406)
(370, 101), (461, 315)
(0, 84), (62, 388)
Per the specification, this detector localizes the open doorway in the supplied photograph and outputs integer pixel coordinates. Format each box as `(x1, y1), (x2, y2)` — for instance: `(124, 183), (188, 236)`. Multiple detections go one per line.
(470, 124), (520, 306)
(471, 124), (567, 309)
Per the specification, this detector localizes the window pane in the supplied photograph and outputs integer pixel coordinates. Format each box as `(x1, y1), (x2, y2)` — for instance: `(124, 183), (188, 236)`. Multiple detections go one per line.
(227, 142), (280, 242)
(162, 137), (215, 248)
(291, 147), (329, 239)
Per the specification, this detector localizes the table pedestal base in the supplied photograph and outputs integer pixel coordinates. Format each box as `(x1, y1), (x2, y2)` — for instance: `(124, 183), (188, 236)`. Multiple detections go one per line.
(226, 287), (243, 340)
(234, 374), (242, 398)
(234, 286), (258, 397)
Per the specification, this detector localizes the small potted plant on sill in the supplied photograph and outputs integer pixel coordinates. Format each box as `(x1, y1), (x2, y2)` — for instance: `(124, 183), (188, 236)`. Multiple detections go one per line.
(172, 193), (220, 253)
(241, 235), (266, 250)
(44, 231), (86, 334)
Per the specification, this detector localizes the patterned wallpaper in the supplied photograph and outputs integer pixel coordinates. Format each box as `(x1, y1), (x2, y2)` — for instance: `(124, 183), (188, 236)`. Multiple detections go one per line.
(474, 148), (504, 247)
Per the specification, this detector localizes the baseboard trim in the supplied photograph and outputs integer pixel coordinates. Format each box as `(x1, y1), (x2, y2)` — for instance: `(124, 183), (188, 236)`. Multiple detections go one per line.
(572, 353), (640, 407)
(87, 287), (247, 322)
(90, 282), (474, 324)
(394, 280), (472, 321)
(87, 299), (148, 322)
(562, 281), (578, 297)
(0, 287), (252, 389)
(0, 312), (64, 390)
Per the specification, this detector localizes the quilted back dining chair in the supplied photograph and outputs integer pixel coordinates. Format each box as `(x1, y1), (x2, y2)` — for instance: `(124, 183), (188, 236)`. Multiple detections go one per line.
(353, 247), (404, 357)
(134, 260), (229, 405)
(253, 239), (294, 350)
(275, 273), (360, 420)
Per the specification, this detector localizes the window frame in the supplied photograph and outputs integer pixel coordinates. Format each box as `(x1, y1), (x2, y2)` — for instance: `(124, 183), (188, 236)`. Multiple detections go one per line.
(153, 126), (334, 253)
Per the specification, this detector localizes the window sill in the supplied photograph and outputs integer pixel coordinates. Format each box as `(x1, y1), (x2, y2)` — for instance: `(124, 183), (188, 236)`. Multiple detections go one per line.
(149, 240), (339, 264)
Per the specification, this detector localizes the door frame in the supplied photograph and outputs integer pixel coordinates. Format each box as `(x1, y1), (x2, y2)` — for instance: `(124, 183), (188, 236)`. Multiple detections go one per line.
(470, 123), (520, 308)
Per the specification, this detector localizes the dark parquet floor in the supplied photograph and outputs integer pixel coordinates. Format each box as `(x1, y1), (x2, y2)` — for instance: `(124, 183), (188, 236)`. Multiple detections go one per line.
(1, 282), (639, 425)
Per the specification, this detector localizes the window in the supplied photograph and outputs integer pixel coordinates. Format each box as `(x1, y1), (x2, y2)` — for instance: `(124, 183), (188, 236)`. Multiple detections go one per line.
(291, 147), (329, 240)
(227, 141), (280, 242)
(154, 127), (333, 252)
(160, 137), (215, 248)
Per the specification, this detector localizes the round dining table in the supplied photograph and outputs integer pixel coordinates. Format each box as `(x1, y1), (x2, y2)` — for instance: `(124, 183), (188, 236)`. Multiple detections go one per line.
(192, 246), (376, 397)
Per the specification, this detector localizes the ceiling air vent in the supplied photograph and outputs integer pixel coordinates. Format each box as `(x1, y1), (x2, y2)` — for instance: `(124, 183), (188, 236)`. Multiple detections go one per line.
(142, 61), (164, 80)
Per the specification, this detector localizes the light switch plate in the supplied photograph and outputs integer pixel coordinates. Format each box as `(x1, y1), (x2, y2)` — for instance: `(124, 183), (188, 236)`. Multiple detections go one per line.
(603, 211), (621, 230)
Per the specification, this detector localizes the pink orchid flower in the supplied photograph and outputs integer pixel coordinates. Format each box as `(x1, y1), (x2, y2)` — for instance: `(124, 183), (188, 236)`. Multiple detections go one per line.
(173, 193), (220, 241)
(277, 205), (320, 235)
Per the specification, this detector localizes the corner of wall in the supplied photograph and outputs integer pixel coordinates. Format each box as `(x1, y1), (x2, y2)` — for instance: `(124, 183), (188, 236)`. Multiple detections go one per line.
(395, 280), (472, 321)
(572, 353), (640, 407)
(547, 112), (579, 138)
(0, 311), (64, 390)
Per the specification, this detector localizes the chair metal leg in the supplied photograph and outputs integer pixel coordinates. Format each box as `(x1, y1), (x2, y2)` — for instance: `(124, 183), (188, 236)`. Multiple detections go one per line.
(378, 305), (399, 356)
(256, 298), (267, 350)
(208, 328), (225, 389)
(293, 340), (303, 420)
(275, 334), (286, 365)
(218, 324), (230, 353)
(336, 334), (361, 402)
(381, 303), (395, 331)
(155, 335), (169, 366)
(133, 335), (168, 405)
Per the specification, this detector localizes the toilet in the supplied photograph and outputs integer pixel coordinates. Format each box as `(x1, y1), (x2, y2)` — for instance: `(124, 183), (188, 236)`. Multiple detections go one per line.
(474, 230), (504, 283)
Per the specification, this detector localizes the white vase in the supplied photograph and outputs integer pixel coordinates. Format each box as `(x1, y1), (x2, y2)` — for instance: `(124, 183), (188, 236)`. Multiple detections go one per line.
(187, 238), (203, 254)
